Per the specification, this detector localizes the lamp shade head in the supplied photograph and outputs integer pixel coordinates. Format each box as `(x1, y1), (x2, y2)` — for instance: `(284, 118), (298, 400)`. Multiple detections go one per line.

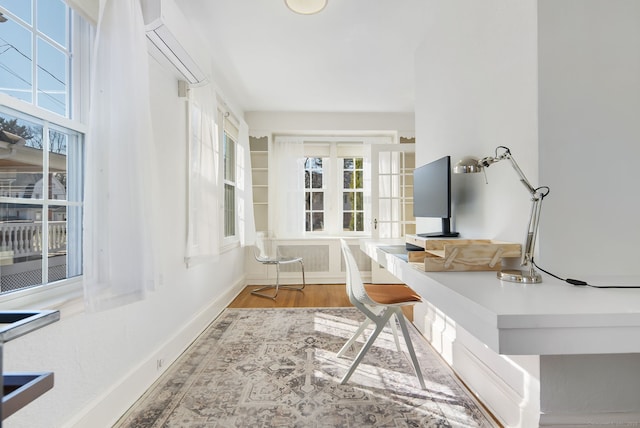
(453, 156), (483, 174)
(284, 0), (328, 15)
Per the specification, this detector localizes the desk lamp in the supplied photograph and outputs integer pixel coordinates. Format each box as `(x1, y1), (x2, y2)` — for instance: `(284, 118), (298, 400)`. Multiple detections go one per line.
(454, 146), (549, 283)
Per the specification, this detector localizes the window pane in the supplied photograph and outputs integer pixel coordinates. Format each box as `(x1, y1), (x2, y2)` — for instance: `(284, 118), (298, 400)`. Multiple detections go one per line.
(311, 192), (323, 210)
(343, 158), (353, 170)
(355, 192), (363, 210)
(356, 212), (364, 231)
(304, 170), (310, 188)
(311, 170), (322, 188)
(0, 20), (33, 103)
(0, 203), (45, 292)
(305, 212), (310, 232)
(224, 183), (235, 237)
(223, 133), (235, 182)
(305, 191), (310, 210)
(0, 0), (32, 24)
(343, 192), (353, 210)
(0, 109), (84, 289)
(311, 212), (323, 231)
(37, 0), (67, 48)
(343, 212), (353, 231)
(37, 37), (67, 116)
(48, 128), (72, 201)
(355, 170), (363, 189)
(343, 170), (353, 189)
(355, 158), (363, 169)
(0, 115), (44, 200)
(378, 152), (391, 174)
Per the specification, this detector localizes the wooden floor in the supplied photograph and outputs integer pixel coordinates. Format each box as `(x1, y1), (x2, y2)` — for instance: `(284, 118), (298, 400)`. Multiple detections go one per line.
(229, 283), (412, 320)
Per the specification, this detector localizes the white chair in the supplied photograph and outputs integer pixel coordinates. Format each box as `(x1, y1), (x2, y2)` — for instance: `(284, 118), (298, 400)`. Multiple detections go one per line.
(251, 232), (305, 299)
(338, 239), (426, 389)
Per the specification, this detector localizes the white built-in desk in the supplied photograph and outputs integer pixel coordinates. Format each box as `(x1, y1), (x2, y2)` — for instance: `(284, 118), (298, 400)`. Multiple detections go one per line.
(361, 239), (640, 428)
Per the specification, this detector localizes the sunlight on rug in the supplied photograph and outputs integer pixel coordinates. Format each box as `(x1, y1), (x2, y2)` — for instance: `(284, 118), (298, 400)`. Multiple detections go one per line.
(115, 308), (498, 427)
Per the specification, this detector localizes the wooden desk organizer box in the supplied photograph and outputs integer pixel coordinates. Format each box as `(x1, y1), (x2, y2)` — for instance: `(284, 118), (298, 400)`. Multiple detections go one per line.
(405, 235), (521, 272)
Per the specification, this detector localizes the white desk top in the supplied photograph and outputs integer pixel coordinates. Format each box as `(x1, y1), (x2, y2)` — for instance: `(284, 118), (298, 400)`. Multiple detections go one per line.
(361, 239), (640, 355)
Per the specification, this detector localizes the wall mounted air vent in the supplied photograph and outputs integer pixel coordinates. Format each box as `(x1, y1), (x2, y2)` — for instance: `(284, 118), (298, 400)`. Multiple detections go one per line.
(141, 0), (207, 85)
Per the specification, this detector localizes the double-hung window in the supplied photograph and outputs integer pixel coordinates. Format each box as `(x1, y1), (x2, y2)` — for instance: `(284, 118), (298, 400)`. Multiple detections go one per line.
(304, 157), (324, 232)
(342, 157), (365, 232)
(222, 115), (237, 240)
(303, 155), (365, 233)
(274, 137), (372, 237)
(0, 1), (90, 296)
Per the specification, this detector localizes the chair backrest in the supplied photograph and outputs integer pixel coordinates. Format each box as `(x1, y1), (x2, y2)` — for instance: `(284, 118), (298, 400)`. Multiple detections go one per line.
(339, 239), (377, 311)
(253, 232), (272, 261)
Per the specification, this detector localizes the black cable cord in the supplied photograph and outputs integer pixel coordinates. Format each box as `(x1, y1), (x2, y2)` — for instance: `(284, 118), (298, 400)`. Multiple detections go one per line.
(532, 259), (640, 289)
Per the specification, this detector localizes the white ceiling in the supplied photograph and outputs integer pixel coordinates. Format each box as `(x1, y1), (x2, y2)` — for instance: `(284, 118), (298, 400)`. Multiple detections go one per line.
(178, 0), (429, 113)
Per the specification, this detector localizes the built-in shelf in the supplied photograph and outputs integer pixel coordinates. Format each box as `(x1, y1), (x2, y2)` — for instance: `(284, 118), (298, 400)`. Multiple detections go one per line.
(250, 136), (269, 232)
(0, 310), (60, 420)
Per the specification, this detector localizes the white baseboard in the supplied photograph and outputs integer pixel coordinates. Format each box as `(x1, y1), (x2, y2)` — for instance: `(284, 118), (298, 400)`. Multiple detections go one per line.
(63, 277), (247, 428)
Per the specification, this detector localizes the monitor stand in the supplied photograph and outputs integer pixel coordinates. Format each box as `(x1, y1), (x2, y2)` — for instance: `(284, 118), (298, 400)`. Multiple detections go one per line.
(416, 218), (459, 238)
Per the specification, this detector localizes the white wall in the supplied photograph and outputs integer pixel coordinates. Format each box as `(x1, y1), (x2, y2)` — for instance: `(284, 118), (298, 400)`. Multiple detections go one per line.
(3, 58), (247, 428)
(414, 1), (539, 426)
(415, 0), (538, 242)
(538, 0), (640, 277)
(415, 0), (640, 426)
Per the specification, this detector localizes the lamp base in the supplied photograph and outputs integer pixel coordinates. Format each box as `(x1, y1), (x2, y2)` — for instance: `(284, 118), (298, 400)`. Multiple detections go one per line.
(498, 269), (542, 284)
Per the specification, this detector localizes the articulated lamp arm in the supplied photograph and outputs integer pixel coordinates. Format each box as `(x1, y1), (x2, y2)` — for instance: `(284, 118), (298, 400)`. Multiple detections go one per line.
(454, 146), (550, 283)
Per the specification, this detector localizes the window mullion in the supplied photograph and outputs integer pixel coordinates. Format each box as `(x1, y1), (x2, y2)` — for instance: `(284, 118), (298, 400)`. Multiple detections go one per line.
(41, 122), (50, 285)
(328, 144), (338, 235)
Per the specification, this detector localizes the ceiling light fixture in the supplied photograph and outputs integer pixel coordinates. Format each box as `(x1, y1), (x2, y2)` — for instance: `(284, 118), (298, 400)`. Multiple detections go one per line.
(284, 0), (327, 15)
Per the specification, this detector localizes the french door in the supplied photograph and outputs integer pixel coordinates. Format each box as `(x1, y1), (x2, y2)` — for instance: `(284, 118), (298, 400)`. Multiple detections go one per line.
(370, 143), (416, 282)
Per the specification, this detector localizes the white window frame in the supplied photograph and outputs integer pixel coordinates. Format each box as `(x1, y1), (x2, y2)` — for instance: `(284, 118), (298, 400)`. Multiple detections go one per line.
(273, 135), (392, 238)
(341, 155), (366, 233)
(0, 4), (92, 310)
(220, 111), (239, 250)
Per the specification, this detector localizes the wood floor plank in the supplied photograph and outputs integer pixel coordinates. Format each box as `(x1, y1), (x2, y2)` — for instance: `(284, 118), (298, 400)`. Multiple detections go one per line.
(228, 283), (412, 320)
(228, 283), (350, 308)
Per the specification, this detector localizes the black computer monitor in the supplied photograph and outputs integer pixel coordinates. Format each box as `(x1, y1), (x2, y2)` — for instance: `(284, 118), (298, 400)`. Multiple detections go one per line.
(413, 155), (459, 237)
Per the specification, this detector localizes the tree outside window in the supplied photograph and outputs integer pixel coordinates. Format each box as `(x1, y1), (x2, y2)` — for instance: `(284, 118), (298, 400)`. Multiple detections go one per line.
(342, 157), (364, 232)
(304, 157), (324, 232)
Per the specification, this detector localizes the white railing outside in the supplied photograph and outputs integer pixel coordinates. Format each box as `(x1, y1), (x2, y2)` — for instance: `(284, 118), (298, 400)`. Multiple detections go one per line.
(0, 221), (67, 259)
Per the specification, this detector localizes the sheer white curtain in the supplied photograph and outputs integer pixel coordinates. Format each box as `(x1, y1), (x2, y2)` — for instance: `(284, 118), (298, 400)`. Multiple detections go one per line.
(362, 144), (372, 234)
(237, 121), (256, 246)
(273, 136), (305, 238)
(83, 0), (157, 311)
(185, 86), (220, 266)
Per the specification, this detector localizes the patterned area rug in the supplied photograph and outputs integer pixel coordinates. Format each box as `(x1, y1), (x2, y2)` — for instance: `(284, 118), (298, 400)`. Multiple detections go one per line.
(116, 308), (497, 427)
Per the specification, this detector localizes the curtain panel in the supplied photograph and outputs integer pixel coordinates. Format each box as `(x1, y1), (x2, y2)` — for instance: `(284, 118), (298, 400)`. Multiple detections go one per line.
(238, 121), (256, 246)
(83, 0), (157, 311)
(273, 137), (305, 238)
(185, 86), (220, 266)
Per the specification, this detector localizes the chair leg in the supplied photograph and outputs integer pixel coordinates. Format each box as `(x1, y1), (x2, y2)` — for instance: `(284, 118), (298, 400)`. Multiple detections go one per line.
(337, 307), (395, 358)
(395, 309), (426, 390)
(336, 318), (372, 358)
(251, 260), (305, 299)
(280, 259), (305, 291)
(390, 313), (402, 353)
(340, 309), (395, 385)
